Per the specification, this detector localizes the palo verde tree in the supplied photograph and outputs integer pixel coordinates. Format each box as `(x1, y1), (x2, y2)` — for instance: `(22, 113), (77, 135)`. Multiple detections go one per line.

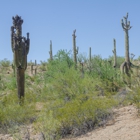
(11, 15), (30, 101)
(72, 29), (78, 69)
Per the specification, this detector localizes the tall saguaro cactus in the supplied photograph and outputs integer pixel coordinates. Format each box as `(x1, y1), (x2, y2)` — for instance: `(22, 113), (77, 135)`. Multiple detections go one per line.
(72, 29), (78, 68)
(11, 15), (30, 100)
(49, 40), (53, 61)
(88, 47), (92, 73)
(120, 13), (132, 75)
(112, 39), (117, 68)
(31, 60), (37, 75)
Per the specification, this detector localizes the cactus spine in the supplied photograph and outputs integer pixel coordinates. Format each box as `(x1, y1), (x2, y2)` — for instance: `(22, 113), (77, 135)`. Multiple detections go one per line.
(11, 15), (30, 100)
(72, 29), (78, 69)
(49, 40), (53, 61)
(112, 39), (117, 68)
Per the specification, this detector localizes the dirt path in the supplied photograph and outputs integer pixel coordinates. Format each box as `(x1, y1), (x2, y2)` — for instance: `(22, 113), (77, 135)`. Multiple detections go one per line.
(64, 105), (140, 140)
(0, 105), (140, 140)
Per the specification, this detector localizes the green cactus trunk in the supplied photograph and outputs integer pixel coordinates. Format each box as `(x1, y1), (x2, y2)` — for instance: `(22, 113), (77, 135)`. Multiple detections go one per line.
(112, 39), (117, 68)
(72, 30), (78, 69)
(125, 30), (131, 73)
(31, 64), (33, 74)
(31, 60), (37, 75)
(17, 68), (25, 99)
(34, 60), (37, 75)
(120, 13), (132, 76)
(89, 47), (91, 62)
(49, 40), (53, 61)
(11, 15), (30, 101)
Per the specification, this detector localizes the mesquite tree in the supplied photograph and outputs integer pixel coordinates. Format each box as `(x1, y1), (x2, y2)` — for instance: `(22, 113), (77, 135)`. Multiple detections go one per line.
(72, 29), (78, 69)
(11, 15), (30, 100)
(112, 39), (117, 68)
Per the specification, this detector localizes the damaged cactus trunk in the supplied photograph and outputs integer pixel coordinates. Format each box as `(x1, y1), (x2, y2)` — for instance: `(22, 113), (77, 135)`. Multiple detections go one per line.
(17, 68), (25, 98)
(11, 15), (30, 101)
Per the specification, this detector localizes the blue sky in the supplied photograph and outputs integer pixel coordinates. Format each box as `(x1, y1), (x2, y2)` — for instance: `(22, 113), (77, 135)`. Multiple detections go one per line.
(0, 0), (140, 63)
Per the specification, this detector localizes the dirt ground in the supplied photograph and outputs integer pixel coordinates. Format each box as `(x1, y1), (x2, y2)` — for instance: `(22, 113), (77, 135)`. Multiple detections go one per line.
(0, 105), (139, 140)
(63, 105), (140, 140)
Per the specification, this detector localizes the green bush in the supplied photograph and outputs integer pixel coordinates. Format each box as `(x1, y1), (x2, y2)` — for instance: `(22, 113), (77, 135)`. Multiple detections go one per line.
(1, 50), (139, 139)
(0, 93), (36, 127)
(0, 58), (11, 67)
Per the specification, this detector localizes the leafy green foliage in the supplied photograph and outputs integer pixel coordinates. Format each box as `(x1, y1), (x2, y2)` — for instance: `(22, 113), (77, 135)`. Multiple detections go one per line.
(0, 58), (11, 67)
(0, 51), (140, 139)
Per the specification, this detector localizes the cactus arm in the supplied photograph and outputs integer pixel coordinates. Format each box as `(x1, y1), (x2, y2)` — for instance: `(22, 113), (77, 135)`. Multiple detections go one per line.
(76, 47), (79, 54)
(26, 33), (30, 55)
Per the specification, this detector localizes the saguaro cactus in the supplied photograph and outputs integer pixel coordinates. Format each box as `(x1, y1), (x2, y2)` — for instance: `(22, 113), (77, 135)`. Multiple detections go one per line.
(11, 15), (30, 100)
(112, 39), (117, 68)
(72, 29), (78, 68)
(89, 47), (91, 62)
(49, 40), (53, 61)
(120, 13), (132, 75)
(31, 60), (37, 75)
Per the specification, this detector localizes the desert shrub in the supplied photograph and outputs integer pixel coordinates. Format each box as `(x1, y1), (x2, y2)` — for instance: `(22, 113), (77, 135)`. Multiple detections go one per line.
(39, 60), (47, 71)
(0, 50), (135, 139)
(0, 58), (11, 67)
(130, 85), (140, 113)
(44, 49), (74, 83)
(0, 76), (8, 91)
(35, 95), (117, 139)
(5, 76), (16, 90)
(89, 55), (124, 93)
(108, 55), (125, 68)
(0, 92), (36, 128)
(27, 60), (34, 66)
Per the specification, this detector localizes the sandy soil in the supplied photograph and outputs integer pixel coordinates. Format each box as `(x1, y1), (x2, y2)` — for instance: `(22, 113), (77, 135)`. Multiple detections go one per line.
(63, 105), (140, 140)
